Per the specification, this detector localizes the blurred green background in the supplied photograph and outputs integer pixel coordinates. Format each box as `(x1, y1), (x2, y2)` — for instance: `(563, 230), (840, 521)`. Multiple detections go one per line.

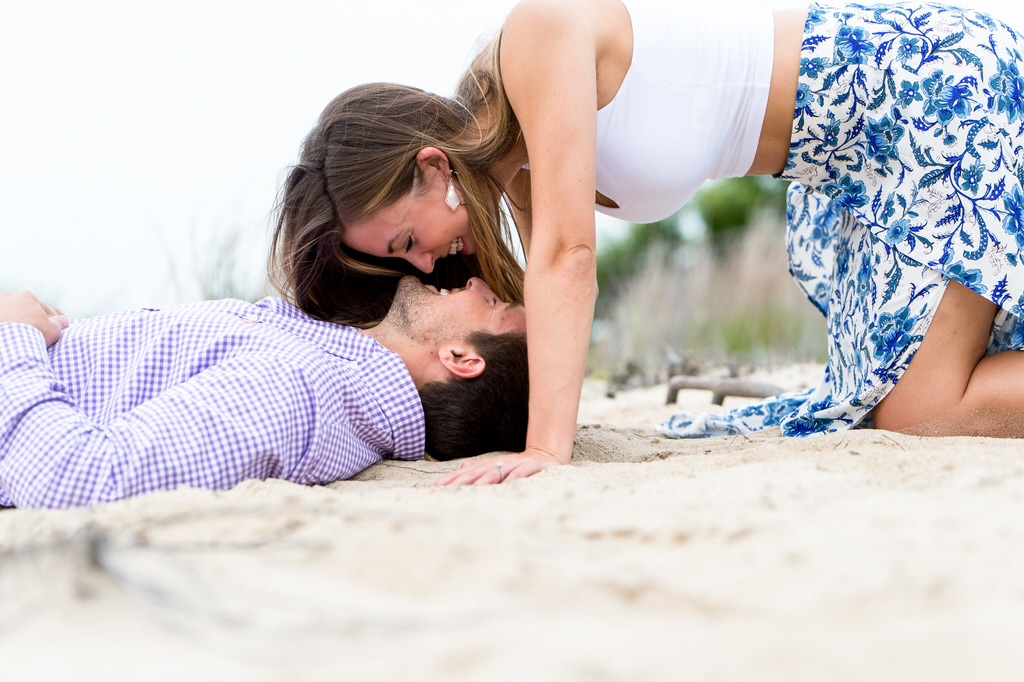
(590, 177), (826, 379)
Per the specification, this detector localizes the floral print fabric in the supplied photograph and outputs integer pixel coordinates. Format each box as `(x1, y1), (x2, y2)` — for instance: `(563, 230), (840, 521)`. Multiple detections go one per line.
(659, 2), (1024, 438)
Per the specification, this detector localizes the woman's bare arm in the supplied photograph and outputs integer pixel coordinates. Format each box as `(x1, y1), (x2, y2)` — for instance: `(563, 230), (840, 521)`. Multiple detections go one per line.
(433, 0), (606, 484)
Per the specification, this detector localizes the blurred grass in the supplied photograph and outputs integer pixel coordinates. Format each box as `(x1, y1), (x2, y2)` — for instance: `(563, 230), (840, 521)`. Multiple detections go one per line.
(589, 213), (827, 377)
(1, 224), (270, 318)
(163, 223), (270, 305)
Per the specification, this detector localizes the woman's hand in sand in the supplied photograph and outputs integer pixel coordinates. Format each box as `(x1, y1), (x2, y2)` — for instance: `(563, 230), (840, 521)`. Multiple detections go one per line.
(0, 291), (69, 347)
(430, 449), (562, 486)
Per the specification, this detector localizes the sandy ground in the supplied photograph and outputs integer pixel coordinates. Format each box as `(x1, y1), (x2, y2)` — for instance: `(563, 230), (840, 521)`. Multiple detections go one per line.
(4, 364), (1024, 681)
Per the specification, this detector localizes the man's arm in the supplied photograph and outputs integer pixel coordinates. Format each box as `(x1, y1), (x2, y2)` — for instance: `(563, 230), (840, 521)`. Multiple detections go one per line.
(0, 325), (379, 509)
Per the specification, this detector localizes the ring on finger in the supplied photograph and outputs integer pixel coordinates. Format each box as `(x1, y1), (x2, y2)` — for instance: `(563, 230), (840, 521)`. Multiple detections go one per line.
(495, 461), (505, 483)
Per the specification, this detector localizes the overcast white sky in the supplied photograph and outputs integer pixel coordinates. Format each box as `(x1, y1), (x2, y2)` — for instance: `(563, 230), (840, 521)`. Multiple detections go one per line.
(0, 0), (519, 314)
(2, 0), (1021, 315)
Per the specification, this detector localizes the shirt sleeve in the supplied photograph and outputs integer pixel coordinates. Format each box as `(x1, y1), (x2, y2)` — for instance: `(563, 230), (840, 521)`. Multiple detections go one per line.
(0, 324), (378, 509)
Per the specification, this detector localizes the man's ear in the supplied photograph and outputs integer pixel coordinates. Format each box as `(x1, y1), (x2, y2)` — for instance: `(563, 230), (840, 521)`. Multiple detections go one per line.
(438, 341), (485, 380)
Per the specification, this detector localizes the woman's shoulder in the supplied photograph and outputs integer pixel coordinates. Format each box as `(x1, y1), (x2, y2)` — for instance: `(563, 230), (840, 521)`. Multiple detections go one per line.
(503, 0), (627, 39)
(500, 0), (632, 109)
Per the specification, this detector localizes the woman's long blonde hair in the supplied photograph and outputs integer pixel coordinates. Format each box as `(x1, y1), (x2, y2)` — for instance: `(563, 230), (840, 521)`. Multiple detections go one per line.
(270, 78), (524, 326)
(455, 32), (522, 178)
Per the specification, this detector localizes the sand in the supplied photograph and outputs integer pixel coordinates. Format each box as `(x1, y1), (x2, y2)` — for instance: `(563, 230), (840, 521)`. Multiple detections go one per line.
(3, 365), (1024, 681)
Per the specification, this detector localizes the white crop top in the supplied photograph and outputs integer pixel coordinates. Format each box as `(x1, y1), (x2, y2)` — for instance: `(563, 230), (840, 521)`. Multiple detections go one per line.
(595, 0), (775, 223)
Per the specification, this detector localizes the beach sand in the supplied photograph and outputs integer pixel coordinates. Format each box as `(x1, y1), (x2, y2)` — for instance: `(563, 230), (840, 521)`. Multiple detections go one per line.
(3, 365), (1024, 681)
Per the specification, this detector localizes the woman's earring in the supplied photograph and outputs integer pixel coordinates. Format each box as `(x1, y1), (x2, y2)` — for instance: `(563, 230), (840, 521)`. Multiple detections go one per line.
(445, 177), (461, 212)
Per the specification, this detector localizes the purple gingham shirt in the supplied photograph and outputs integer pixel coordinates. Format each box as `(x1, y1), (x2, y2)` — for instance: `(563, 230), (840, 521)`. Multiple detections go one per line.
(0, 297), (424, 509)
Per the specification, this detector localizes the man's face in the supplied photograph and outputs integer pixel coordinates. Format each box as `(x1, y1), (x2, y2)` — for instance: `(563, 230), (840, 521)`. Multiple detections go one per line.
(388, 276), (525, 343)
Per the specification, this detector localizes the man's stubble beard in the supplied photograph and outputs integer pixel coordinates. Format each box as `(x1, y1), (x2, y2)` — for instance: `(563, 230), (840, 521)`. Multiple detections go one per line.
(388, 277), (437, 345)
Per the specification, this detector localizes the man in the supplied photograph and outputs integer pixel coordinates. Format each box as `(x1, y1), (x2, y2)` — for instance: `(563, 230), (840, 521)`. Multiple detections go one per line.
(0, 276), (527, 509)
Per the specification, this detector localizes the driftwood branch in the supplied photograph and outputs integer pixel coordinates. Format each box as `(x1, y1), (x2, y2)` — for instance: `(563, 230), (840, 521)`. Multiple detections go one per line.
(665, 376), (784, 406)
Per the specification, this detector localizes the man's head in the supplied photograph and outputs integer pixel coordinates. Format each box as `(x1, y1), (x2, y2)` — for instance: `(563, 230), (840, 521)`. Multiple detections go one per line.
(420, 330), (528, 460)
(365, 276), (528, 461)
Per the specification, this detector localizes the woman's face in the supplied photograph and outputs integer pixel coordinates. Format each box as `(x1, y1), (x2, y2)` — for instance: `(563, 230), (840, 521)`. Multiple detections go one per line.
(343, 168), (477, 274)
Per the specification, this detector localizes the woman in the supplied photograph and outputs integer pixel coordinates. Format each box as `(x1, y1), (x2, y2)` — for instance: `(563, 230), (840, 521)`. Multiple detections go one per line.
(273, 0), (1024, 485)
(269, 85), (526, 327)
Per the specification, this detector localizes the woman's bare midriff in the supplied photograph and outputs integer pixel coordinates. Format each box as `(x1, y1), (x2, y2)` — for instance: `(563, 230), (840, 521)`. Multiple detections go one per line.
(748, 7), (808, 177)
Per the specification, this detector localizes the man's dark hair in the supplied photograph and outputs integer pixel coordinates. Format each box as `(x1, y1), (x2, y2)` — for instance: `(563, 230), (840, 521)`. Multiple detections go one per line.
(419, 331), (528, 461)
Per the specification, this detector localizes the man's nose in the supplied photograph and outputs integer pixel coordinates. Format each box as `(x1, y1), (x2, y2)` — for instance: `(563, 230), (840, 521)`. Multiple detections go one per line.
(467, 277), (495, 297)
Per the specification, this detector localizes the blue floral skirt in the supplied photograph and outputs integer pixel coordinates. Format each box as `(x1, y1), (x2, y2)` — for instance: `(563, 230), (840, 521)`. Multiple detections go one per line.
(660, 1), (1024, 438)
